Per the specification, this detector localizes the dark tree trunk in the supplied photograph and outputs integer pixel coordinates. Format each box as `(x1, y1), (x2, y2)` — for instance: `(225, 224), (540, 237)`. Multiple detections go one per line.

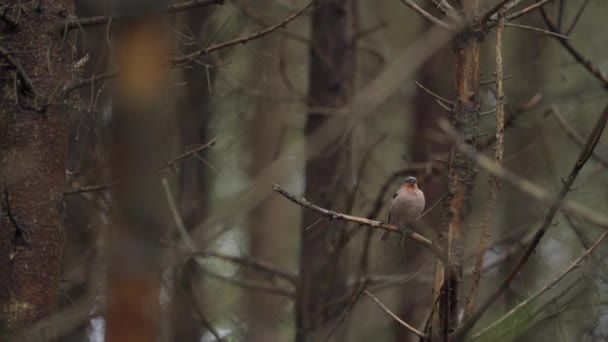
(397, 38), (452, 342)
(296, 0), (358, 341)
(0, 0), (74, 331)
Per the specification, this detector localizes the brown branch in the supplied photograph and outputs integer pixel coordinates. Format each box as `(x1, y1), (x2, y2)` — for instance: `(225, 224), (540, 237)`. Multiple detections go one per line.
(364, 290), (427, 339)
(565, 0), (590, 35)
(399, 0), (451, 28)
(539, 7), (608, 90)
(479, 0), (511, 25)
(62, 2), (312, 95)
(272, 184), (439, 255)
(472, 230), (608, 340)
(0, 44), (39, 97)
(426, 0), (460, 20)
(64, 137), (216, 195)
(163, 178), (295, 298)
(504, 0), (553, 22)
(450, 102), (608, 341)
(415, 80), (454, 106)
(463, 7), (505, 321)
(171, 2), (313, 65)
(504, 22), (570, 40)
(194, 250), (297, 285)
(66, 0), (224, 30)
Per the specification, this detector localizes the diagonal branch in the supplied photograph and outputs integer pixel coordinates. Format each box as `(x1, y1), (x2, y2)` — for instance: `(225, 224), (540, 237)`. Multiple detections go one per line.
(472, 230), (608, 340)
(447, 102), (608, 341)
(507, 0), (552, 22)
(364, 290), (427, 339)
(400, 0), (451, 28)
(62, 2), (312, 95)
(426, 0), (460, 20)
(539, 6), (608, 90)
(547, 105), (608, 168)
(0, 44), (39, 97)
(64, 137), (217, 195)
(272, 184), (440, 256)
(67, 0), (225, 30)
(171, 2), (313, 65)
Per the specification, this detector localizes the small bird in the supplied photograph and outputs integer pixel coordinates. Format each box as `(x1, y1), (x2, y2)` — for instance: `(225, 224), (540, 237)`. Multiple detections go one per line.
(379, 176), (425, 241)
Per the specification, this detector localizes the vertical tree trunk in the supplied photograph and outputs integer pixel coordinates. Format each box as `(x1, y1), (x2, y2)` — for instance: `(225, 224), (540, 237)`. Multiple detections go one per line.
(431, 1), (481, 340)
(0, 0), (74, 331)
(171, 8), (215, 341)
(105, 14), (168, 341)
(245, 13), (300, 340)
(297, 0), (358, 340)
(398, 34), (452, 342)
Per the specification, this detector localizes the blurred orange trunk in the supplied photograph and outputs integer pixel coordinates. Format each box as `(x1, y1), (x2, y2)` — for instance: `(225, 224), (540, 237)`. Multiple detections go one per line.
(105, 15), (169, 341)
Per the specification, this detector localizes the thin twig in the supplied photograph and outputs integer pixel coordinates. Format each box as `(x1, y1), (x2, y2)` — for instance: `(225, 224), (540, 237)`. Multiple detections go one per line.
(272, 184), (440, 256)
(480, 0), (511, 25)
(472, 231), (608, 340)
(565, 0), (590, 35)
(547, 105), (608, 168)
(415, 80), (454, 106)
(364, 291), (427, 339)
(399, 0), (451, 28)
(66, 0), (224, 30)
(504, 0), (553, 22)
(64, 137), (216, 195)
(449, 102), (608, 340)
(172, 2), (313, 65)
(505, 22), (571, 40)
(463, 7), (506, 321)
(63, 2), (312, 95)
(163, 178), (295, 298)
(0, 44), (39, 96)
(426, 0), (459, 20)
(194, 250), (297, 285)
(540, 7), (608, 90)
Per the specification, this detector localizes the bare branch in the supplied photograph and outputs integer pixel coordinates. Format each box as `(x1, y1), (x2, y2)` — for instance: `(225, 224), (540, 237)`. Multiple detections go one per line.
(539, 7), (608, 90)
(504, 0), (552, 22)
(427, 0), (460, 20)
(64, 137), (216, 195)
(480, 0), (511, 25)
(399, 0), (451, 28)
(63, 2), (312, 95)
(364, 291), (427, 339)
(547, 105), (608, 168)
(163, 178), (295, 298)
(272, 184), (439, 256)
(473, 230), (608, 340)
(66, 0), (225, 30)
(505, 22), (571, 40)
(448, 102), (608, 340)
(171, 2), (313, 65)
(565, 0), (591, 35)
(0, 44), (39, 97)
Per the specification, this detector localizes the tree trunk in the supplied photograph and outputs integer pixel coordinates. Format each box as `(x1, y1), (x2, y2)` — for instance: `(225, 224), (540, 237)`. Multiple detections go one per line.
(296, 0), (358, 341)
(431, 1), (481, 340)
(0, 0), (74, 331)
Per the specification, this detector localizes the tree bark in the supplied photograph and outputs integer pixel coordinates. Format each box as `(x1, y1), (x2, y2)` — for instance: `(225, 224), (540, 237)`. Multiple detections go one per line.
(296, 0), (358, 341)
(431, 1), (481, 340)
(0, 0), (74, 331)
